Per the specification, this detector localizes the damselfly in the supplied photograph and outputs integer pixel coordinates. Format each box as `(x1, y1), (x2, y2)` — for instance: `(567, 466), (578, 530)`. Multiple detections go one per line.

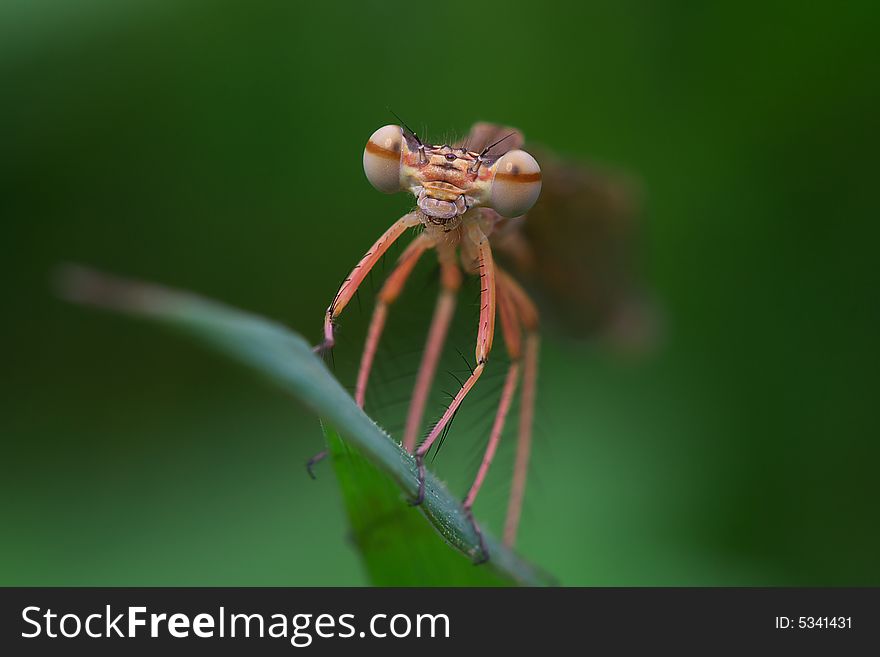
(316, 120), (644, 561)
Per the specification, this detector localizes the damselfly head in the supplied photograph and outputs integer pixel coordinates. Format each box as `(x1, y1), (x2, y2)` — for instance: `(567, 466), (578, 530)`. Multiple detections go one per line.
(363, 124), (542, 222)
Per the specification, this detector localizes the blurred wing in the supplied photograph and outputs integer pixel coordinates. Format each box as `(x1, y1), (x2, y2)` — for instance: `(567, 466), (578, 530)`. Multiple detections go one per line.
(493, 144), (657, 350)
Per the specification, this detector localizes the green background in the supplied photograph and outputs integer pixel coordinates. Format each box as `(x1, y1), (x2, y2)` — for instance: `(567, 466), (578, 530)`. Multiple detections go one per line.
(2, 0), (877, 585)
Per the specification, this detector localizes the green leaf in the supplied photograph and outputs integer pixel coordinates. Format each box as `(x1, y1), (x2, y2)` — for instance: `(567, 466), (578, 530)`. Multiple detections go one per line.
(323, 425), (509, 586)
(59, 265), (554, 586)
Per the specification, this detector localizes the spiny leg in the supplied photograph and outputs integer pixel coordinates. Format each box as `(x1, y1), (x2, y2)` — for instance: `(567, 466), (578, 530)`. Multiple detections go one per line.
(355, 234), (432, 407)
(463, 280), (521, 510)
(460, 280), (523, 563)
(503, 332), (538, 546)
(413, 229), (496, 507)
(402, 253), (462, 452)
(497, 269), (540, 548)
(307, 212), (419, 477)
(317, 212), (420, 351)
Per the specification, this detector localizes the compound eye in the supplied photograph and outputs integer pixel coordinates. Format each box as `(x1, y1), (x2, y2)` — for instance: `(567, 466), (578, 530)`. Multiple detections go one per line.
(489, 149), (542, 217)
(363, 125), (404, 193)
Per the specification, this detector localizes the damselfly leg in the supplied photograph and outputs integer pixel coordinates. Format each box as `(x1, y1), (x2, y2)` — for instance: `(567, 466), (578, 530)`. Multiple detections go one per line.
(402, 251), (461, 453)
(316, 212), (420, 353)
(355, 233), (432, 407)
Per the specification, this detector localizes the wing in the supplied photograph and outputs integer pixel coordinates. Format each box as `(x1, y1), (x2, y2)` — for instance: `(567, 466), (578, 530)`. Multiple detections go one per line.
(456, 122), (655, 348)
(493, 141), (656, 349)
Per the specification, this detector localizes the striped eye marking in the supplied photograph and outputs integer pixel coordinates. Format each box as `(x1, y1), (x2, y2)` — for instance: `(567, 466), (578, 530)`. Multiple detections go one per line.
(494, 169), (543, 182)
(365, 138), (401, 160)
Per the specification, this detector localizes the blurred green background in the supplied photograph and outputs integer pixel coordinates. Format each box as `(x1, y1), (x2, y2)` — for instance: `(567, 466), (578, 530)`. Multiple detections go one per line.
(2, 0), (877, 586)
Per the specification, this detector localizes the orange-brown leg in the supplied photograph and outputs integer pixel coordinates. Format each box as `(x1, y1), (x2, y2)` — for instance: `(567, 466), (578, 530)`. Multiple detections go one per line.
(355, 234), (432, 407)
(462, 277), (522, 512)
(402, 255), (462, 452)
(459, 271), (536, 561)
(413, 230), (497, 507)
(504, 331), (538, 546)
(317, 212), (420, 351)
(497, 269), (540, 547)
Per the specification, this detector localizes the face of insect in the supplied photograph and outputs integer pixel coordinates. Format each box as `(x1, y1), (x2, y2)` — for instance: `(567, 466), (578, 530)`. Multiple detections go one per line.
(362, 124), (542, 223)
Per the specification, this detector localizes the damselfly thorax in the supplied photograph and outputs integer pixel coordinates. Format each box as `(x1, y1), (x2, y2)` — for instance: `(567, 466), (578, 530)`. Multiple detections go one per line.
(316, 120), (644, 562)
